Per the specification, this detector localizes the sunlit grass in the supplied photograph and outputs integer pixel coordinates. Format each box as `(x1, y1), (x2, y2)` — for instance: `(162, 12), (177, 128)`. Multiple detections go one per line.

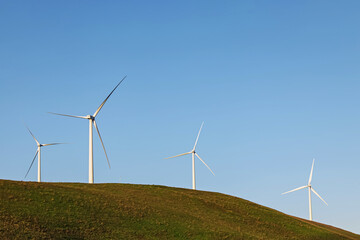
(0, 180), (358, 239)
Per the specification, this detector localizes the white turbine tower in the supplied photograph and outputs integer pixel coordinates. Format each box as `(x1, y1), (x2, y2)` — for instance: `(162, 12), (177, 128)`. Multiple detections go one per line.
(49, 76), (126, 184)
(165, 122), (215, 190)
(282, 159), (328, 221)
(24, 127), (65, 182)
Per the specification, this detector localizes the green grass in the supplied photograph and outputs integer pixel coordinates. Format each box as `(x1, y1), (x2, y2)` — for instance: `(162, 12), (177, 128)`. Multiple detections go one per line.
(0, 180), (358, 239)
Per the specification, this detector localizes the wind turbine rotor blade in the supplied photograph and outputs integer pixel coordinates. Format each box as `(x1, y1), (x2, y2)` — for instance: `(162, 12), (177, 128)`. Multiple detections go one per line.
(164, 152), (191, 159)
(93, 75), (127, 117)
(195, 153), (215, 176)
(48, 112), (87, 119)
(311, 188), (328, 206)
(24, 150), (38, 179)
(93, 120), (111, 169)
(193, 122), (204, 149)
(42, 143), (67, 146)
(281, 185), (308, 195)
(25, 126), (39, 145)
(308, 158), (315, 185)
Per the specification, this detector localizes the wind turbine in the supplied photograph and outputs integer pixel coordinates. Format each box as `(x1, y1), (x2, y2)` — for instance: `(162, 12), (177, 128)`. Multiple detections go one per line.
(24, 126), (65, 182)
(49, 76), (126, 184)
(282, 159), (328, 221)
(165, 122), (215, 190)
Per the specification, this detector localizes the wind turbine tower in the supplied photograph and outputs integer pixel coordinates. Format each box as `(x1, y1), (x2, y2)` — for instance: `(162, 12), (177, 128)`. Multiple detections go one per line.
(49, 76), (126, 183)
(165, 122), (215, 190)
(24, 126), (65, 182)
(282, 159), (328, 221)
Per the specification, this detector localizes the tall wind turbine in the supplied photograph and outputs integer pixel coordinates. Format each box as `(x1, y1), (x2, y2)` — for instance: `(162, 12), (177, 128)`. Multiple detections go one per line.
(24, 127), (65, 182)
(49, 76), (127, 184)
(165, 122), (215, 190)
(282, 159), (328, 221)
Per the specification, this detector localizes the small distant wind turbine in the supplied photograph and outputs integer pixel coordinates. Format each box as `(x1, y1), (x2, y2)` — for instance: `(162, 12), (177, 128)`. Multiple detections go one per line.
(282, 159), (328, 221)
(24, 127), (65, 182)
(165, 122), (215, 190)
(49, 76), (126, 183)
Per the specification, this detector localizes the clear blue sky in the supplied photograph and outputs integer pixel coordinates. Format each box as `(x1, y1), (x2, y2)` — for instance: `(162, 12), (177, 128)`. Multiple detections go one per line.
(1, 0), (360, 234)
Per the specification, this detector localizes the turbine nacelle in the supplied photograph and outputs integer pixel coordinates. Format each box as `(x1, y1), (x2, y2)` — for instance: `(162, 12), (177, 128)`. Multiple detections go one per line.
(86, 115), (95, 120)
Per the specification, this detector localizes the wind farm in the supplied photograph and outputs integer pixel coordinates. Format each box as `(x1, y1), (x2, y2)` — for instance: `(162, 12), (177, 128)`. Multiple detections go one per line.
(1, 1), (360, 238)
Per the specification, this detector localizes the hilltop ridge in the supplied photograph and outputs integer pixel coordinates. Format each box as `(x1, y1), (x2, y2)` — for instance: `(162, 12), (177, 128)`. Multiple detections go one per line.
(0, 180), (358, 239)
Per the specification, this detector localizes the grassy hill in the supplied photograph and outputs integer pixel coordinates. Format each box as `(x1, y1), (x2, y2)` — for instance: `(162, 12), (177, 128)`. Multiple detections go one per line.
(0, 180), (358, 239)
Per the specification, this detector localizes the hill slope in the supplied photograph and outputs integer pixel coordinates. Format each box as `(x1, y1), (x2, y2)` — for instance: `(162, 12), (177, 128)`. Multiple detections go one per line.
(0, 180), (358, 239)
